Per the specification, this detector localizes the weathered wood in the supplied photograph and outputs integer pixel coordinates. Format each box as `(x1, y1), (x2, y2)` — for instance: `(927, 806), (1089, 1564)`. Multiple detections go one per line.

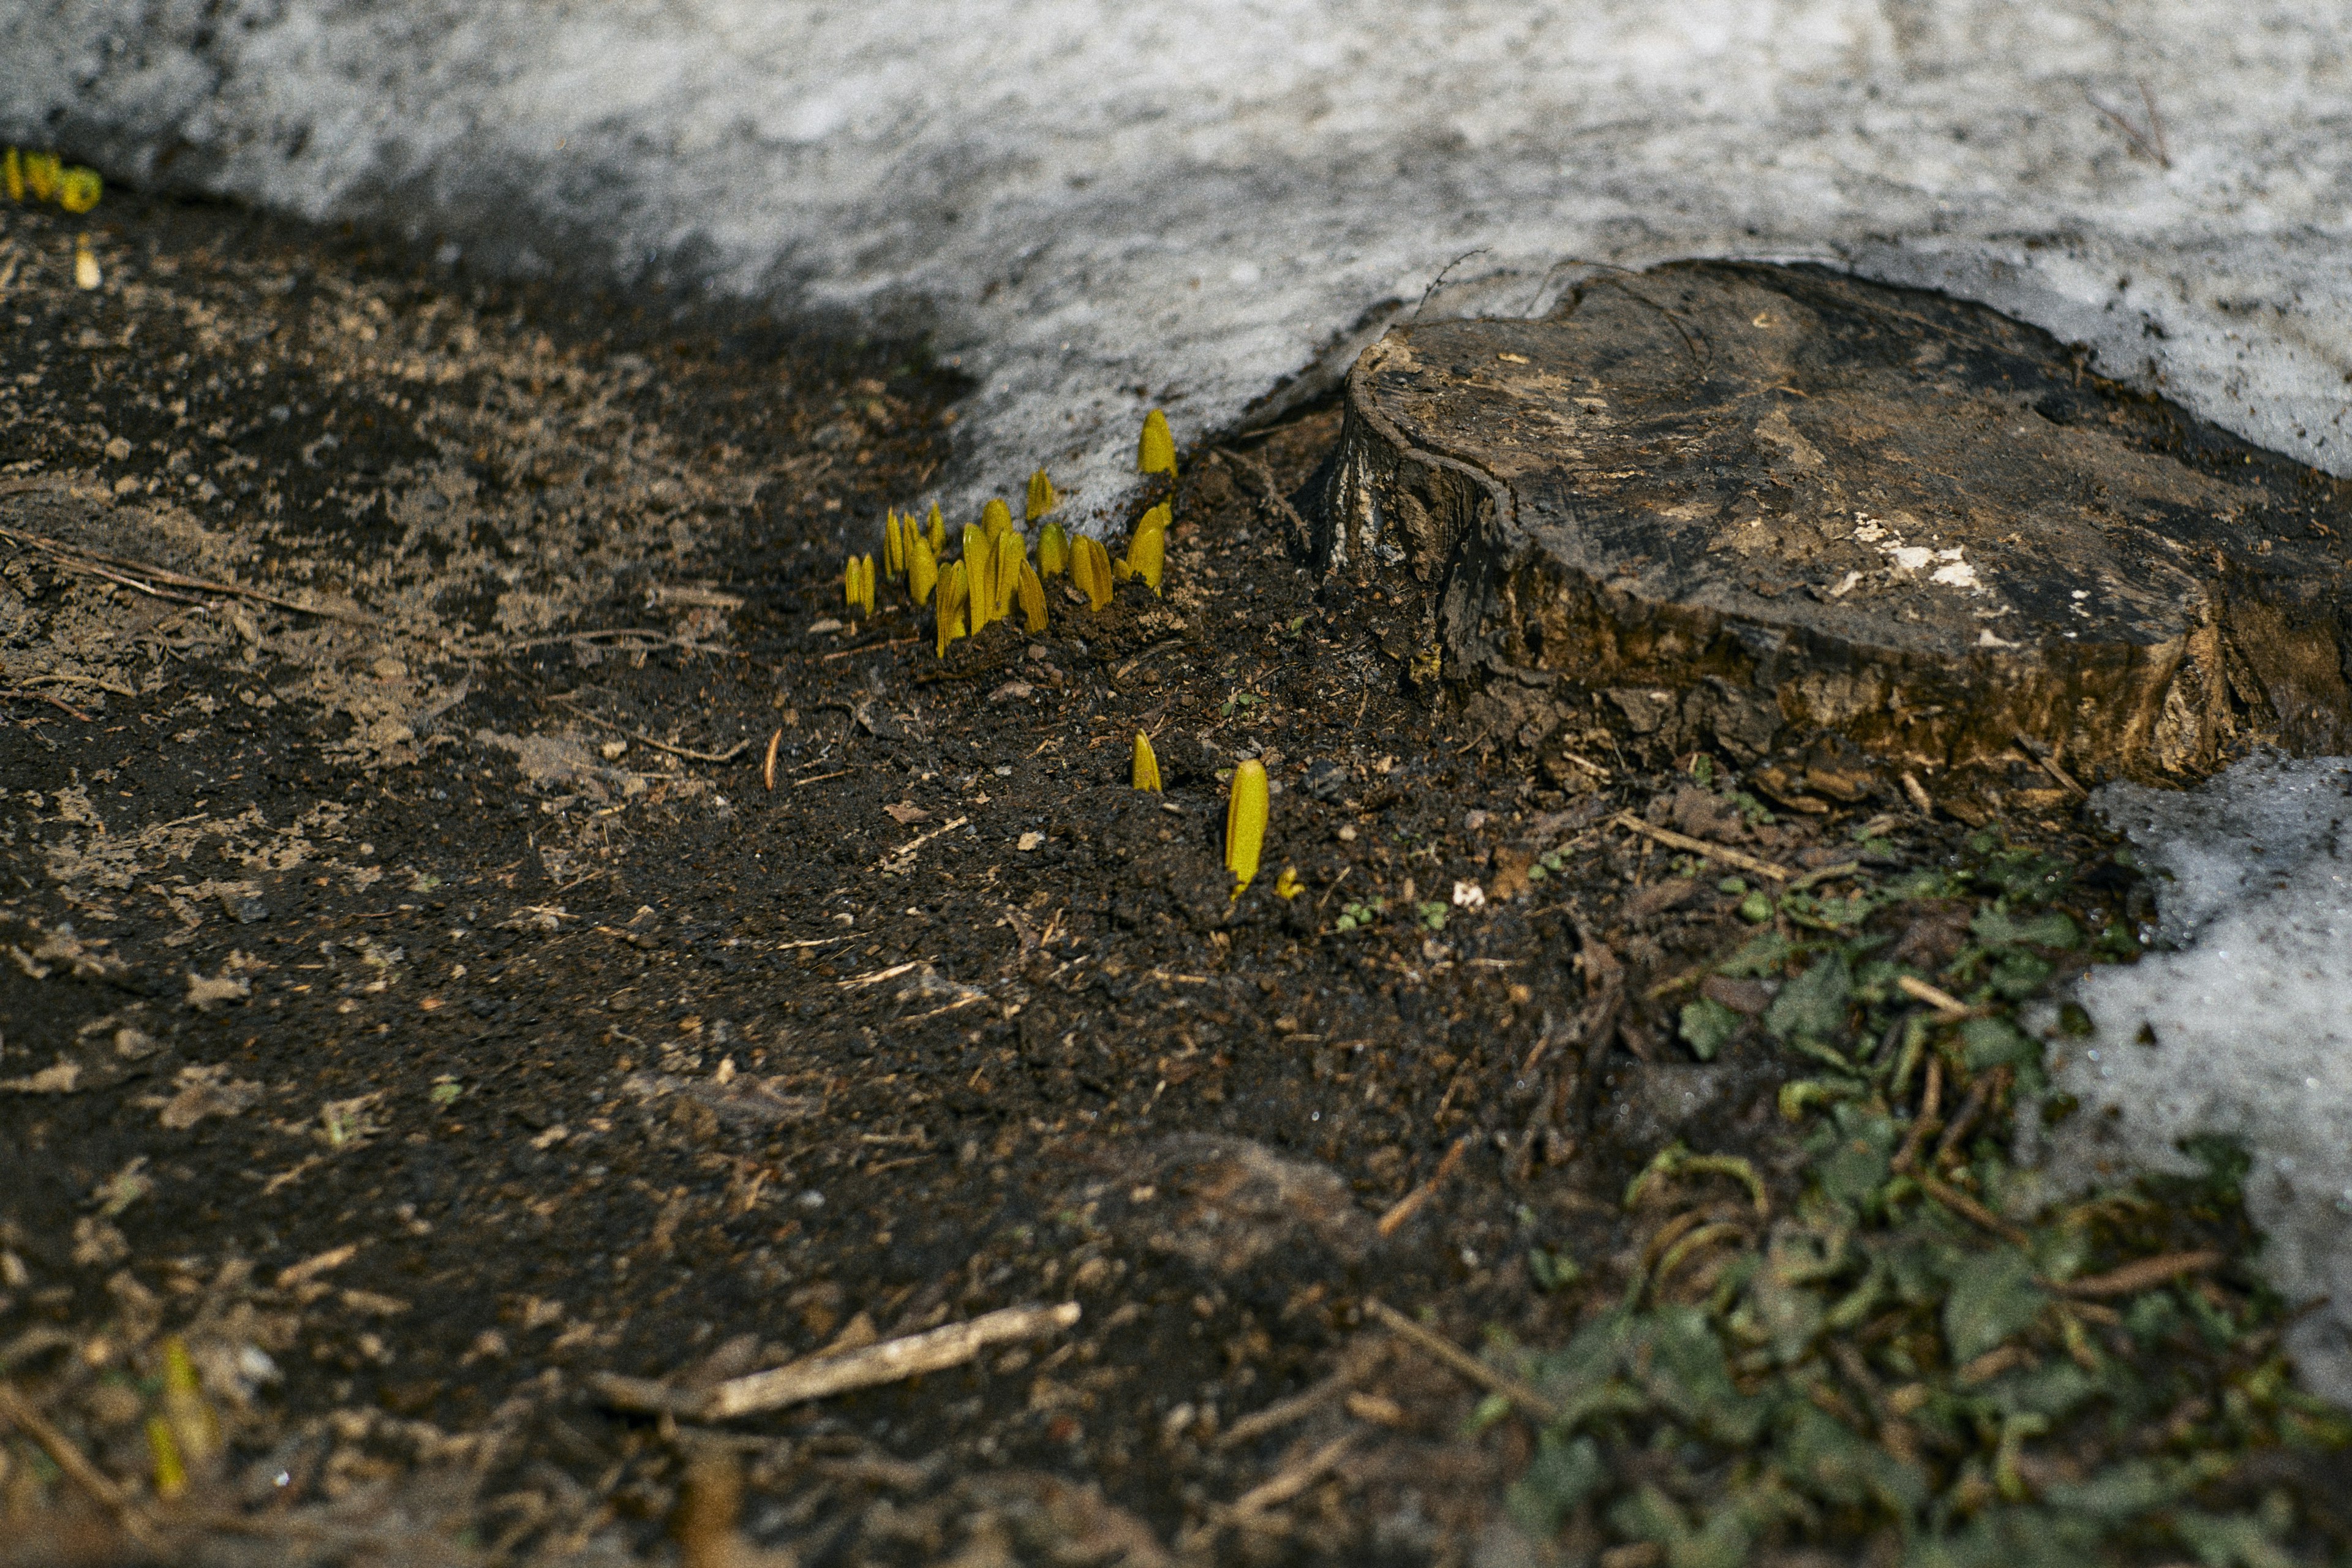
(1309, 263), (2352, 777)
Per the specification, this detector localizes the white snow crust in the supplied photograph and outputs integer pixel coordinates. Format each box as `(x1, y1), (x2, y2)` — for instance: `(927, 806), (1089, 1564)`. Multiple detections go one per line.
(2043, 756), (2352, 1401)
(12, 0), (2352, 1395)
(7, 1), (2352, 530)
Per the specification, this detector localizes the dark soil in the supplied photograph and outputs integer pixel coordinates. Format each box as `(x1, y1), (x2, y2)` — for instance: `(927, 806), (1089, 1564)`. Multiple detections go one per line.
(1, 190), (2344, 1567)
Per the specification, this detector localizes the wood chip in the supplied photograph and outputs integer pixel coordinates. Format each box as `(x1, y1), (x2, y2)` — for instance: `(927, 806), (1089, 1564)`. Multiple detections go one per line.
(1610, 812), (1791, 882)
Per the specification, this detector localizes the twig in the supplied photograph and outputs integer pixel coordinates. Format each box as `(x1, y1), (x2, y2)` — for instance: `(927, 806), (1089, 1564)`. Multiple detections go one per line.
(874, 814), (968, 871)
(1932, 1065), (2009, 1170)
(820, 636), (919, 662)
(1376, 1136), (1469, 1237)
(1227, 1433), (1358, 1518)
(2011, 731), (2087, 798)
(1363, 1300), (1560, 1425)
(1611, 812), (1791, 883)
(762, 728), (783, 791)
(1784, 860), (1863, 894)
(0, 687), (93, 722)
(0, 1382), (165, 1548)
(546, 695), (751, 763)
(1894, 973), (1973, 1018)
(2049, 1250), (2221, 1299)
(1916, 1172), (2030, 1247)
(1216, 448), (1314, 557)
(661, 1303), (1080, 1420)
(1891, 1056), (1943, 1175)
(0, 523), (375, 624)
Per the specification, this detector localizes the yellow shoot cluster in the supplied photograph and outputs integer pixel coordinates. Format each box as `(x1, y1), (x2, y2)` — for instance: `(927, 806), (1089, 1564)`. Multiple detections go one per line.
(841, 552), (877, 616)
(1131, 732), (1162, 792)
(4, 149), (102, 213)
(1225, 760), (1268, 895)
(866, 412), (1181, 656)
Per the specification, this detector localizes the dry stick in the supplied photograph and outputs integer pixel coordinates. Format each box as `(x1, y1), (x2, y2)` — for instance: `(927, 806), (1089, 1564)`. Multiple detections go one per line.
(1917, 1173), (2030, 1248)
(820, 636), (919, 662)
(1932, 1065), (2011, 1172)
(0, 1382), (165, 1549)
(1363, 1300), (1561, 1425)
(547, 695), (752, 763)
(1610, 812), (1791, 883)
(1894, 973), (1973, 1018)
(0, 687), (93, 722)
(1227, 1432), (1359, 1519)
(1891, 1056), (1944, 1176)
(2050, 1251), (2223, 1299)
(699, 1302), (1080, 1419)
(2011, 731), (2087, 798)
(0, 524), (376, 624)
(1376, 1136), (1470, 1238)
(761, 728), (784, 791)
(1217, 448), (1314, 557)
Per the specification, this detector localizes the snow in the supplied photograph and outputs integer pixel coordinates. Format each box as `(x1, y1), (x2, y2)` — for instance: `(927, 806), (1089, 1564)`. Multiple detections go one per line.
(8, 1), (2352, 533)
(11, 0), (2352, 1389)
(2040, 755), (2352, 1401)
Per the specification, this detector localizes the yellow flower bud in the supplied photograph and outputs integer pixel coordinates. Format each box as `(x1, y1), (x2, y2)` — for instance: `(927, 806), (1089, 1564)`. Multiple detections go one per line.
(926, 502), (946, 554)
(1016, 561), (1047, 633)
(1123, 511), (1165, 594)
(1026, 467), (1059, 521)
(58, 166), (101, 214)
(23, 152), (59, 204)
(907, 531), (939, 606)
(937, 559), (968, 657)
(858, 554), (878, 617)
(992, 530), (1025, 621)
(1226, 760), (1268, 894)
(982, 497), (1013, 538)
(1072, 535), (1114, 611)
(962, 526), (995, 631)
(883, 511), (903, 579)
(1131, 733), (1162, 792)
(1139, 409), (1177, 478)
(3, 149), (21, 204)
(1038, 519), (1071, 578)
(1274, 865), (1303, 900)
(843, 551), (861, 610)
(148, 1415), (187, 1500)
(161, 1336), (221, 1469)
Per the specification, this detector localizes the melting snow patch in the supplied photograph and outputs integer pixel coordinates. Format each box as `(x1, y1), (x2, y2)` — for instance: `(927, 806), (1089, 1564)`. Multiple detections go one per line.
(2036, 753), (2352, 1401)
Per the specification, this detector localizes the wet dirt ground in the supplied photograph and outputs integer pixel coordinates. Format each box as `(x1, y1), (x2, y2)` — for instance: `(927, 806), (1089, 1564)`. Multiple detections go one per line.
(2, 191), (2347, 1567)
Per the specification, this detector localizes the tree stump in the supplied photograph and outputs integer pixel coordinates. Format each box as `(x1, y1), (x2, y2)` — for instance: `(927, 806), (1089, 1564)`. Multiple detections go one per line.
(1308, 263), (2352, 779)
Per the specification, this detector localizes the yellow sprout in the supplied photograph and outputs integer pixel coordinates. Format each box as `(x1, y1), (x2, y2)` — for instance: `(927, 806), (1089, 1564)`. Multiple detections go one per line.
(1274, 865), (1304, 900)
(1016, 562), (1047, 633)
(1131, 733), (1162, 792)
(982, 497), (1013, 538)
(1123, 504), (1167, 594)
(907, 531), (939, 606)
(74, 235), (100, 292)
(991, 530), (1025, 621)
(3, 149), (20, 203)
(1139, 409), (1177, 478)
(148, 1415), (187, 1500)
(58, 166), (101, 214)
(1038, 519), (1071, 578)
(1226, 760), (1268, 894)
(936, 559), (969, 657)
(962, 525), (997, 631)
(1026, 467), (1058, 521)
(161, 1336), (220, 1469)
(23, 152), (59, 205)
(1072, 535), (1114, 611)
(925, 502), (946, 554)
(883, 511), (904, 580)
(842, 552), (862, 612)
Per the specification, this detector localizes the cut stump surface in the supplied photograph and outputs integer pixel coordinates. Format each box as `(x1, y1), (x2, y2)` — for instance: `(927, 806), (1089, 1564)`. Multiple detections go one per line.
(1310, 263), (2352, 775)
